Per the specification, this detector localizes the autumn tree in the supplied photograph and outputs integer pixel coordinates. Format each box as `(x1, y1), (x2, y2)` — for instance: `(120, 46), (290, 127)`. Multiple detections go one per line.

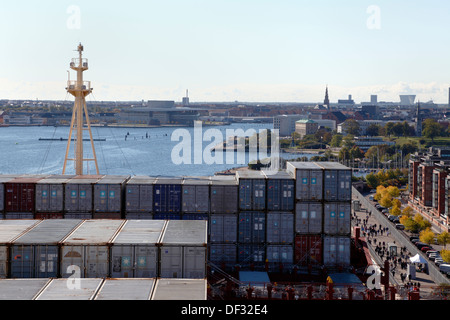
(437, 231), (450, 249)
(419, 228), (435, 246)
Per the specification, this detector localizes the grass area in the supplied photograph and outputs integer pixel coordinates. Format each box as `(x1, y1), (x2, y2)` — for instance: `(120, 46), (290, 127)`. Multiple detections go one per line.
(387, 136), (450, 148)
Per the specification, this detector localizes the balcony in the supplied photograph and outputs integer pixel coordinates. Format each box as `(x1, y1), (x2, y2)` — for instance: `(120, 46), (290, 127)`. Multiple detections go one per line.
(66, 80), (92, 93)
(70, 58), (89, 70)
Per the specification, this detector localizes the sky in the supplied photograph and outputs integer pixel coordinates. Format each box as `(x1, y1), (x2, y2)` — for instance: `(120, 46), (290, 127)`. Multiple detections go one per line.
(1, 0), (450, 103)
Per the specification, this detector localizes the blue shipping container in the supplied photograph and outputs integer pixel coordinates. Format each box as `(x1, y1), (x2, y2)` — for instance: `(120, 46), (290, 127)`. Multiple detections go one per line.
(153, 181), (182, 213)
(238, 212), (266, 244)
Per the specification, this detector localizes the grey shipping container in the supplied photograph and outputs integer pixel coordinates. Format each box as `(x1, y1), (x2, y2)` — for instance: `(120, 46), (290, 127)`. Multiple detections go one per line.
(263, 170), (294, 211)
(210, 175), (238, 214)
(238, 212), (266, 244)
(10, 219), (82, 278)
(266, 245), (294, 271)
(237, 244), (265, 266)
(266, 212), (294, 244)
(60, 219), (125, 278)
(94, 278), (155, 300)
(159, 220), (207, 279)
(0, 279), (51, 300)
(64, 175), (103, 213)
(153, 177), (182, 213)
(35, 175), (74, 213)
(323, 202), (351, 235)
(34, 278), (104, 300)
(151, 279), (207, 300)
(209, 214), (237, 243)
(109, 220), (166, 278)
(0, 220), (40, 278)
(323, 236), (351, 267)
(315, 162), (351, 201)
(182, 177), (210, 213)
(94, 175), (130, 213)
(208, 244), (237, 269)
(295, 202), (323, 234)
(125, 176), (157, 214)
(236, 170), (266, 210)
(286, 162), (323, 201)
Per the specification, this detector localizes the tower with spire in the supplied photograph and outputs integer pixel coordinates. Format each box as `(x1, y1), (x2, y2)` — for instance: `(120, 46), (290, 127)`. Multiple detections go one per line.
(324, 86), (330, 110)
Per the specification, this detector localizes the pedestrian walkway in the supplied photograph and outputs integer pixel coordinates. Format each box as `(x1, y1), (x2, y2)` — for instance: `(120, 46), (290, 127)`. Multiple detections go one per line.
(352, 197), (440, 300)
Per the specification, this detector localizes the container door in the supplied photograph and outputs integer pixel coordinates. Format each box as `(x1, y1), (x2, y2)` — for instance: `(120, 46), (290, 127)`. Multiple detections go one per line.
(140, 184), (153, 212)
(183, 247), (206, 278)
(79, 184), (92, 212)
(135, 245), (158, 278)
(223, 186), (238, 213)
(160, 246), (182, 278)
(239, 181), (252, 210)
(50, 184), (64, 212)
(210, 186), (224, 213)
(111, 245), (134, 278)
(61, 245), (84, 278)
(36, 245), (59, 278)
(86, 245), (109, 278)
(0, 246), (7, 278)
(65, 185), (79, 212)
(10, 245), (34, 278)
(36, 184), (47, 212)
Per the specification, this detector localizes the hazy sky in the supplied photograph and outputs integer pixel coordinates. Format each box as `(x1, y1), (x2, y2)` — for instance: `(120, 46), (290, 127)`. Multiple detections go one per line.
(1, 0), (450, 103)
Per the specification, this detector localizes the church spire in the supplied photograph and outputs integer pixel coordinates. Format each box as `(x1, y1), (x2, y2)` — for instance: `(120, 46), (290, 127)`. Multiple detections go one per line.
(324, 85), (330, 110)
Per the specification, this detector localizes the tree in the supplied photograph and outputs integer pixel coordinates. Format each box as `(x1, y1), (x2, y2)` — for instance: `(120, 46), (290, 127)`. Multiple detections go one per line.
(386, 186), (400, 198)
(422, 118), (442, 142)
(385, 122), (395, 137)
(402, 206), (414, 217)
(437, 231), (450, 249)
(330, 134), (343, 147)
(366, 124), (380, 136)
(441, 249), (450, 263)
(400, 216), (419, 233)
(390, 205), (401, 216)
(419, 228), (435, 246)
(414, 214), (431, 231)
(365, 172), (379, 189)
(344, 119), (360, 136)
(379, 193), (393, 208)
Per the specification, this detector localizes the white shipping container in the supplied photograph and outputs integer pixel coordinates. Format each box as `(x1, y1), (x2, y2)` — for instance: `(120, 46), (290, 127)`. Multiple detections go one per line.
(125, 176), (157, 213)
(34, 278), (104, 300)
(286, 162), (323, 201)
(151, 278), (207, 300)
(60, 219), (125, 278)
(0, 220), (41, 278)
(323, 236), (351, 267)
(159, 220), (207, 279)
(94, 278), (155, 300)
(0, 279), (51, 300)
(324, 202), (351, 235)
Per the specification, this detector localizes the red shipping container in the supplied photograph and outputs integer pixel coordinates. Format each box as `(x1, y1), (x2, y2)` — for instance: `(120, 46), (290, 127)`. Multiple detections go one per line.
(294, 234), (322, 266)
(5, 178), (42, 213)
(35, 213), (64, 219)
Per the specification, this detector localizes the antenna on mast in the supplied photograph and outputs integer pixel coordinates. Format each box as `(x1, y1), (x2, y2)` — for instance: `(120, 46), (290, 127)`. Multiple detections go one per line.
(62, 43), (99, 175)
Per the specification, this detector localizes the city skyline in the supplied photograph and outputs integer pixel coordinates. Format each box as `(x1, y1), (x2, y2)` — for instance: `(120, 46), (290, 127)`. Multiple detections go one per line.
(1, 0), (450, 103)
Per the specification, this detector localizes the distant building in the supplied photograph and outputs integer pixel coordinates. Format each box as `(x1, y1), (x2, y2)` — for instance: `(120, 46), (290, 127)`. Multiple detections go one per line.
(361, 105), (380, 120)
(182, 90), (190, 107)
(324, 86), (330, 109)
(295, 119), (318, 138)
(274, 114), (308, 136)
(337, 95), (355, 106)
(353, 136), (395, 151)
(399, 95), (416, 106)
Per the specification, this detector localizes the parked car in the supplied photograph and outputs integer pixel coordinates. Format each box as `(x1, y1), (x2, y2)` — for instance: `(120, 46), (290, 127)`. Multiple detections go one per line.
(410, 236), (419, 242)
(439, 264), (450, 274)
(415, 242), (428, 249)
(435, 259), (445, 266)
(411, 238), (421, 244)
(421, 246), (433, 253)
(370, 189), (376, 193)
(429, 254), (441, 262)
(427, 250), (439, 257)
(395, 223), (405, 230)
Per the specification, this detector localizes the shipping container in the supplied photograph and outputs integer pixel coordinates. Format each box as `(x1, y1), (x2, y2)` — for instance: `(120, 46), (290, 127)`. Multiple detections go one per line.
(295, 202), (323, 234)
(94, 175), (129, 213)
(209, 214), (237, 243)
(153, 212), (181, 220)
(94, 278), (155, 300)
(64, 213), (92, 219)
(0, 220), (41, 278)
(182, 177), (210, 213)
(210, 175), (238, 214)
(60, 219), (125, 278)
(10, 219), (82, 278)
(323, 236), (351, 267)
(315, 162), (351, 201)
(238, 212), (266, 244)
(5, 177), (44, 213)
(92, 212), (122, 219)
(153, 177), (182, 213)
(286, 162), (323, 201)
(4, 213), (34, 219)
(0, 175), (19, 213)
(64, 175), (103, 214)
(0, 279), (51, 300)
(125, 213), (153, 220)
(237, 244), (265, 266)
(266, 212), (294, 244)
(182, 213), (208, 220)
(109, 220), (166, 278)
(151, 278), (207, 300)
(266, 245), (293, 271)
(208, 244), (237, 270)
(34, 213), (64, 219)
(263, 170), (294, 211)
(159, 220), (207, 279)
(125, 176), (157, 214)
(323, 202), (351, 235)
(236, 170), (266, 210)
(294, 234), (322, 266)
(35, 175), (74, 213)
(34, 278), (104, 300)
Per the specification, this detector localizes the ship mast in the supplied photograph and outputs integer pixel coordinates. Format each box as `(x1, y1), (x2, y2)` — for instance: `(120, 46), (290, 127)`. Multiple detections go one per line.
(62, 43), (99, 175)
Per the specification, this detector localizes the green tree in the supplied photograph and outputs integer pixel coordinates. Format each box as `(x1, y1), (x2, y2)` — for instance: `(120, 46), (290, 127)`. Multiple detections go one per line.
(366, 124), (380, 136)
(344, 119), (360, 136)
(422, 118), (442, 142)
(330, 134), (343, 147)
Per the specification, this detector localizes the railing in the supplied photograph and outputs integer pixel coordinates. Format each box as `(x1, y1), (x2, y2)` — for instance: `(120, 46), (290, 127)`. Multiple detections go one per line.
(66, 80), (92, 92)
(70, 58), (88, 69)
(352, 186), (450, 285)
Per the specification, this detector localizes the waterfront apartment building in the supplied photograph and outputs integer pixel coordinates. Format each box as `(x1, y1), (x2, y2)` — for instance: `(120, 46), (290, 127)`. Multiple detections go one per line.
(408, 147), (450, 230)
